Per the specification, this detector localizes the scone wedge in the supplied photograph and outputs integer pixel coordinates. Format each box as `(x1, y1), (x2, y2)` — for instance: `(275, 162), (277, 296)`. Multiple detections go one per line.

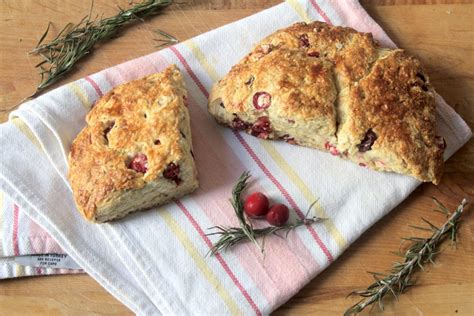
(208, 21), (445, 184)
(69, 65), (198, 223)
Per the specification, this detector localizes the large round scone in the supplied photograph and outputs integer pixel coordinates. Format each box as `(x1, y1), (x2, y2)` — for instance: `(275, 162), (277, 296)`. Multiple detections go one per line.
(208, 21), (445, 184)
(69, 65), (198, 222)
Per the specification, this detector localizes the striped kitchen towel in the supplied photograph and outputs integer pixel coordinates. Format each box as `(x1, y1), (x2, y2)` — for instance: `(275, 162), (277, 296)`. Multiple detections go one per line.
(0, 0), (471, 314)
(0, 190), (82, 278)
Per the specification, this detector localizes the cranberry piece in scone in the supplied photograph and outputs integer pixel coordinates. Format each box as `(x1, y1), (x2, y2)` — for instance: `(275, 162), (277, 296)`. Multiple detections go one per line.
(163, 162), (182, 185)
(128, 153), (148, 173)
(357, 129), (377, 152)
(298, 34), (310, 47)
(324, 142), (340, 156)
(251, 117), (272, 139)
(253, 92), (271, 110)
(231, 117), (251, 130)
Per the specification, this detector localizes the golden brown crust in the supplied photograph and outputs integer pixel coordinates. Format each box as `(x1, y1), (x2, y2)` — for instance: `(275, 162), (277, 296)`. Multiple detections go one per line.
(341, 50), (443, 183)
(209, 21), (444, 184)
(213, 47), (337, 123)
(69, 65), (197, 221)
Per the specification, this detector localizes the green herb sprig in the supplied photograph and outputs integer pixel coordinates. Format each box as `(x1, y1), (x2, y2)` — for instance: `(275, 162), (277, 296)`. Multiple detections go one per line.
(206, 171), (324, 256)
(29, 0), (173, 99)
(344, 198), (468, 315)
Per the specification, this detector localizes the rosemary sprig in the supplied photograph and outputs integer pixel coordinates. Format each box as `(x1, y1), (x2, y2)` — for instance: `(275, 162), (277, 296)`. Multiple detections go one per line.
(206, 171), (324, 256)
(344, 198), (468, 315)
(29, 0), (173, 99)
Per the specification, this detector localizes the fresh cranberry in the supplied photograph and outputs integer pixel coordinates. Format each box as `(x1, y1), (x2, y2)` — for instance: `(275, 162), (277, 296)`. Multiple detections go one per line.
(253, 92), (271, 110)
(299, 34), (310, 47)
(324, 142), (340, 156)
(359, 162), (367, 167)
(128, 153), (148, 173)
(163, 162), (181, 185)
(231, 117), (251, 131)
(154, 139), (161, 145)
(434, 136), (446, 150)
(307, 51), (320, 57)
(266, 204), (290, 226)
(357, 129), (377, 152)
(244, 192), (269, 218)
(251, 117), (272, 139)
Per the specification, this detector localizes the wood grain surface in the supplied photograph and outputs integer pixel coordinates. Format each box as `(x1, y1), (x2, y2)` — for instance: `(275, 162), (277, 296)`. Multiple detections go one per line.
(0, 1), (473, 315)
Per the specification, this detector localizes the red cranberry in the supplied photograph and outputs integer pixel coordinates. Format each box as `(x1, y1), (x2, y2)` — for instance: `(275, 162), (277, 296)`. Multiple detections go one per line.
(253, 92), (271, 110)
(244, 192), (269, 218)
(231, 117), (251, 131)
(251, 117), (272, 139)
(307, 51), (320, 57)
(266, 204), (289, 226)
(163, 162), (181, 185)
(298, 34), (310, 47)
(357, 129), (377, 152)
(324, 142), (340, 156)
(128, 153), (148, 173)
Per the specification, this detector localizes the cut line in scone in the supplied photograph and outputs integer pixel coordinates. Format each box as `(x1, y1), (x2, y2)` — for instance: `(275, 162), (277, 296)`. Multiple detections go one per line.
(68, 65), (198, 223)
(208, 21), (446, 184)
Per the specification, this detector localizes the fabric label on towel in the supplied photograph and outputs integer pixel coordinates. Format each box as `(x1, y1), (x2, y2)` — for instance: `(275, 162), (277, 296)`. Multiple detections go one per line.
(14, 254), (82, 269)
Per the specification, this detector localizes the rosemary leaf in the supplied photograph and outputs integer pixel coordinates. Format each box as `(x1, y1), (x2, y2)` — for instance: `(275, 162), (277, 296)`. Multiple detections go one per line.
(153, 29), (178, 48)
(29, 0), (173, 99)
(344, 198), (468, 316)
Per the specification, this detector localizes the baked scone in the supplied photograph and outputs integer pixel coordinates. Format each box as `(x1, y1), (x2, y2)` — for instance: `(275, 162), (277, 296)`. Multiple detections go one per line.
(208, 21), (445, 184)
(69, 65), (198, 222)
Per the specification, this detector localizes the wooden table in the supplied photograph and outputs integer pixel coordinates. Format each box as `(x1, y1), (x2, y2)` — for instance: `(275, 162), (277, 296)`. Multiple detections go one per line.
(0, 1), (473, 315)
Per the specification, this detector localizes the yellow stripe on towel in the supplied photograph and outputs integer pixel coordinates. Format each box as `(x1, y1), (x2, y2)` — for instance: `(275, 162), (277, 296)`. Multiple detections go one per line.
(286, 0), (311, 23)
(184, 40), (221, 83)
(11, 117), (43, 151)
(160, 210), (242, 316)
(68, 82), (91, 109)
(15, 263), (25, 277)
